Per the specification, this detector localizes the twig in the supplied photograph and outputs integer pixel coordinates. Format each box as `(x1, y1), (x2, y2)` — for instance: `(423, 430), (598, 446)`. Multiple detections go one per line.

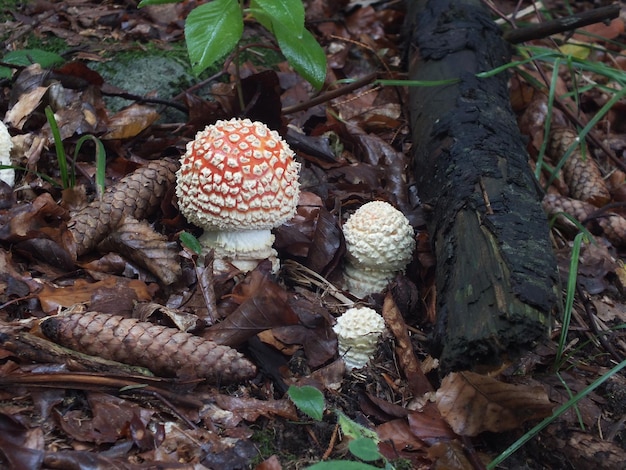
(282, 72), (378, 115)
(503, 4), (620, 44)
(0, 371), (203, 409)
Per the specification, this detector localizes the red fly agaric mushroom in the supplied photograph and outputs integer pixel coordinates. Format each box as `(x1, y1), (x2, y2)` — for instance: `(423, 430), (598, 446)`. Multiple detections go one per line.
(343, 201), (415, 298)
(176, 118), (300, 272)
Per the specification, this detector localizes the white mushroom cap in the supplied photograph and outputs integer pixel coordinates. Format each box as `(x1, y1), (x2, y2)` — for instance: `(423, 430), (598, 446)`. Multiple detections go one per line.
(333, 306), (386, 371)
(343, 201), (415, 297)
(0, 121), (14, 187)
(176, 118), (300, 232)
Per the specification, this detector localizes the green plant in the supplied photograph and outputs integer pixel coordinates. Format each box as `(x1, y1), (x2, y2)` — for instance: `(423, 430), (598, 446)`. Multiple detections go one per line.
(0, 49), (65, 79)
(137, 0), (326, 90)
(287, 385), (394, 470)
(45, 106), (107, 194)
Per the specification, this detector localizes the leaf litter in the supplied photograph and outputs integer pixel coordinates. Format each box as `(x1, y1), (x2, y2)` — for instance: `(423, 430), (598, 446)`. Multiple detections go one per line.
(1, 0), (626, 469)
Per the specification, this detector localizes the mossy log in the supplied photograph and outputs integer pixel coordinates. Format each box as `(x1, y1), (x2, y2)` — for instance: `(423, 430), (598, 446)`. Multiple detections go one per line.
(405, 0), (560, 372)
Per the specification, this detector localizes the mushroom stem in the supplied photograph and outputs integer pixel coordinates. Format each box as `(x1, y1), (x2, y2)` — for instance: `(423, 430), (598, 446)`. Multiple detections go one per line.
(199, 229), (278, 273)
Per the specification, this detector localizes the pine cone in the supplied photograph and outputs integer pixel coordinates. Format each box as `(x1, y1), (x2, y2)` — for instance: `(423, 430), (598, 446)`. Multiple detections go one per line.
(543, 193), (626, 247)
(68, 159), (179, 256)
(548, 128), (610, 206)
(40, 312), (257, 383)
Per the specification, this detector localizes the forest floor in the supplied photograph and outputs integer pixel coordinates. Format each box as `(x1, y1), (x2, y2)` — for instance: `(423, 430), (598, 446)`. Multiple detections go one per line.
(1, 1), (626, 469)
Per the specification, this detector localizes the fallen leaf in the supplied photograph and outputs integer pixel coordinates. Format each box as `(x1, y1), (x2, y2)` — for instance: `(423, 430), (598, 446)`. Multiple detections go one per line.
(103, 103), (161, 140)
(37, 277), (151, 313)
(204, 272), (300, 347)
(56, 392), (153, 445)
(382, 292), (432, 395)
(435, 371), (553, 436)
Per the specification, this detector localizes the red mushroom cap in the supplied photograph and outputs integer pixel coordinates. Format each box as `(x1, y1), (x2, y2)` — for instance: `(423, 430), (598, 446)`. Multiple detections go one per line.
(176, 118), (301, 232)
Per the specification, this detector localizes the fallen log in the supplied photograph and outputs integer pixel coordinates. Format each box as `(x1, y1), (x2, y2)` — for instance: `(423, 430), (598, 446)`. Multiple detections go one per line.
(405, 0), (560, 372)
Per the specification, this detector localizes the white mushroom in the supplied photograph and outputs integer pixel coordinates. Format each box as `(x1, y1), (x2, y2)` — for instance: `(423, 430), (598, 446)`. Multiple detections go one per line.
(333, 306), (386, 371)
(0, 121), (14, 187)
(176, 118), (301, 273)
(343, 201), (415, 297)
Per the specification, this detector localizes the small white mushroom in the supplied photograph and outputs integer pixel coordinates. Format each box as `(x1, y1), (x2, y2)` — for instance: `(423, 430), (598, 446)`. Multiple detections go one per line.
(0, 121), (14, 187)
(343, 201), (415, 298)
(333, 306), (386, 371)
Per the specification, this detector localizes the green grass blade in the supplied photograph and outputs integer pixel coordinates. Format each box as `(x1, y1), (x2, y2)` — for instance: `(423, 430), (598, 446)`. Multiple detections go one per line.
(74, 135), (107, 198)
(555, 232), (584, 366)
(45, 106), (70, 189)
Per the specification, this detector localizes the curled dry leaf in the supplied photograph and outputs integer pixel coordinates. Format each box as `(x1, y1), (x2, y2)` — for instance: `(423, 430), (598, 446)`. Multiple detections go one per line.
(67, 158), (179, 257)
(97, 216), (181, 285)
(57, 392), (154, 445)
(381, 292), (432, 396)
(435, 371), (553, 436)
(40, 312), (257, 383)
(548, 127), (610, 206)
(37, 277), (151, 314)
(543, 193), (626, 246)
(203, 271), (299, 347)
(102, 103), (161, 140)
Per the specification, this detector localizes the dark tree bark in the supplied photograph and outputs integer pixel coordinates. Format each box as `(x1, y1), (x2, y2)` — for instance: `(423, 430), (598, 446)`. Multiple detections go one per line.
(405, 0), (560, 372)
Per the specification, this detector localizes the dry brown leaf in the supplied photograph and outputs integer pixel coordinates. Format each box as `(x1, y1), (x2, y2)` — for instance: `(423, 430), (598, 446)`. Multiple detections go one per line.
(382, 292), (432, 395)
(57, 392), (154, 445)
(37, 277), (152, 313)
(103, 104), (161, 140)
(435, 371), (553, 436)
(5, 83), (49, 130)
(204, 271), (300, 347)
(427, 440), (475, 470)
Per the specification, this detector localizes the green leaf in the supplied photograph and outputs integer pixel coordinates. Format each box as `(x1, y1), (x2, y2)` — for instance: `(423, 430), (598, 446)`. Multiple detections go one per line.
(287, 385), (325, 421)
(348, 437), (382, 462)
(0, 49), (65, 78)
(185, 0), (243, 75)
(250, 0), (305, 37)
(274, 26), (326, 89)
(138, 0), (182, 6)
(336, 411), (379, 442)
(306, 461), (381, 470)
(179, 232), (203, 255)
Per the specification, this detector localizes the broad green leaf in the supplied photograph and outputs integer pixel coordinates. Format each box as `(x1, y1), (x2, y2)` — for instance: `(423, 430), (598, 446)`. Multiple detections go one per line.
(287, 385), (325, 421)
(250, 0), (305, 38)
(185, 0), (243, 75)
(348, 437), (382, 462)
(247, 7), (273, 33)
(1, 49), (64, 76)
(138, 0), (182, 6)
(179, 232), (203, 255)
(274, 26), (326, 89)
(306, 461), (380, 470)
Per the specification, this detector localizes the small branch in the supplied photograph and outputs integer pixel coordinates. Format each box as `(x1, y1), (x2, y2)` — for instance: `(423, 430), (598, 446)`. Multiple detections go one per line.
(282, 72), (378, 115)
(503, 4), (620, 44)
